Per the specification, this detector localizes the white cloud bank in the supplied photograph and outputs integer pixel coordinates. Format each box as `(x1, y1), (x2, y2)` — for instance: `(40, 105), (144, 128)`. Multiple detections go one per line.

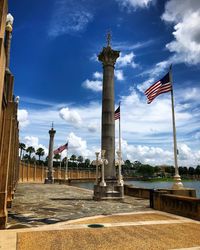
(162, 0), (200, 65)
(19, 83), (200, 165)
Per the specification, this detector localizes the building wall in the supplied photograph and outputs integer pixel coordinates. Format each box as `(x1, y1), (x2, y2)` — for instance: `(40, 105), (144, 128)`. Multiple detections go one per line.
(0, 0), (19, 229)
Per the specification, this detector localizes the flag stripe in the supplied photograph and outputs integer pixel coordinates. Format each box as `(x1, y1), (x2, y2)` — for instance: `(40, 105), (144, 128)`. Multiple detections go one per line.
(147, 83), (172, 99)
(144, 72), (172, 104)
(53, 142), (68, 154)
(145, 81), (161, 95)
(115, 106), (120, 120)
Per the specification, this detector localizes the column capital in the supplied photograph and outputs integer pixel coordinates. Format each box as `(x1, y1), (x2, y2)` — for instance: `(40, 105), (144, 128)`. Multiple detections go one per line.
(49, 128), (56, 136)
(98, 46), (120, 66)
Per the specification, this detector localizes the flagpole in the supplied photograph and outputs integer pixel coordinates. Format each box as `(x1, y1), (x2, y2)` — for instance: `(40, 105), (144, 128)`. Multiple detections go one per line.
(119, 102), (121, 154)
(65, 143), (68, 181)
(169, 66), (183, 189)
(117, 101), (123, 186)
(59, 152), (62, 180)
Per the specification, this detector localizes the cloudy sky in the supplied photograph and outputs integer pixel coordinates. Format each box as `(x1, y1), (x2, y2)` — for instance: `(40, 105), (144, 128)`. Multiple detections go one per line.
(10, 0), (200, 166)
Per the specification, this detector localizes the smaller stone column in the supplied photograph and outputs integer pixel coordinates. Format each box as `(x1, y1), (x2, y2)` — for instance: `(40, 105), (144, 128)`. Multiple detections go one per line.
(45, 126), (56, 184)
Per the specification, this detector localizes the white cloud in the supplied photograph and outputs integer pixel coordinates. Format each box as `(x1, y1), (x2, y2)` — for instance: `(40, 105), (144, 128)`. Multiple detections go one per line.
(121, 139), (200, 166)
(183, 87), (199, 102)
(116, 0), (155, 10)
(116, 52), (138, 68)
(82, 79), (102, 92)
(59, 107), (82, 126)
(115, 70), (124, 81)
(93, 71), (103, 80)
(162, 0), (200, 65)
(67, 132), (92, 158)
(121, 138), (173, 165)
(113, 40), (154, 51)
(48, 0), (93, 37)
(88, 123), (98, 133)
(18, 109), (29, 128)
(23, 136), (48, 156)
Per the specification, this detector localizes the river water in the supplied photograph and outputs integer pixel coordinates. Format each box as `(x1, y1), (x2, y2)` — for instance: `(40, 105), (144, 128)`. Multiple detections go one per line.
(72, 180), (200, 198)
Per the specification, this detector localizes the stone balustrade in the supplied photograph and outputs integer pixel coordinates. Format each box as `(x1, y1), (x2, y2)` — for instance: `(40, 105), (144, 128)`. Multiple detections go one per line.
(153, 191), (200, 221)
(19, 162), (96, 183)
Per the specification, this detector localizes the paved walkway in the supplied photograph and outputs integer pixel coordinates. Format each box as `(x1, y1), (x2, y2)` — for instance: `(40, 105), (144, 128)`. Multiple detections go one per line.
(7, 183), (151, 228)
(0, 183), (199, 250)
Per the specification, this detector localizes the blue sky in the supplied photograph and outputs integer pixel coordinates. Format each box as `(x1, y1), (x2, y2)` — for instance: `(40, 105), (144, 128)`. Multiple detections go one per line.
(10, 0), (200, 166)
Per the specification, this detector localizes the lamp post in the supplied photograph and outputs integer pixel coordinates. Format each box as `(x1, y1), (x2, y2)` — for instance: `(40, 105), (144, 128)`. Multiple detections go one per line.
(116, 151), (124, 186)
(100, 150), (107, 187)
(95, 152), (100, 184)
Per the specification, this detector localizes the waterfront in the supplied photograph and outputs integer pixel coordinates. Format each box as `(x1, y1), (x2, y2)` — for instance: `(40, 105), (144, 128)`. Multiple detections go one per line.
(72, 180), (200, 198)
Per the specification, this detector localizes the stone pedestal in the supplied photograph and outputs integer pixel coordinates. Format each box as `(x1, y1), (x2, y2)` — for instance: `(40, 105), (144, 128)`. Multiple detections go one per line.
(94, 178), (124, 200)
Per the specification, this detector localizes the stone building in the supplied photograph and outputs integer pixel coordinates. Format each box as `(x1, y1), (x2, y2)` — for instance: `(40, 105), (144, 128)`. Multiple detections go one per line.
(0, 0), (19, 229)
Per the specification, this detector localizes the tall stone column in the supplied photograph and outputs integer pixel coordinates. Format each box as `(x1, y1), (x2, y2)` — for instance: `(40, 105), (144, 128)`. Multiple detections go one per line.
(98, 37), (120, 178)
(45, 126), (56, 184)
(93, 34), (124, 200)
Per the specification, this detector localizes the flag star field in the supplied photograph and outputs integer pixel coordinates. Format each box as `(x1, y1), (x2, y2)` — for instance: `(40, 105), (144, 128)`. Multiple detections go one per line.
(10, 0), (200, 166)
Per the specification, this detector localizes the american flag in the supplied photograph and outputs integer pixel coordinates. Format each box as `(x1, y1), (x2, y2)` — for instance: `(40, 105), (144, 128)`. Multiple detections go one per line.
(53, 142), (68, 155)
(114, 106), (120, 120)
(145, 72), (172, 104)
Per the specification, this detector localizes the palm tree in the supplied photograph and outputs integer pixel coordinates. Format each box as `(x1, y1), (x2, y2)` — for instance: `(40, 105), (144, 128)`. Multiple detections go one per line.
(19, 143), (26, 160)
(36, 147), (45, 162)
(26, 146), (35, 160)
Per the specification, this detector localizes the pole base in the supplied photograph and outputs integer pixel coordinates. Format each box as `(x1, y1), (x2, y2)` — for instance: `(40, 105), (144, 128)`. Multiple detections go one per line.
(172, 174), (184, 189)
(44, 178), (54, 184)
(93, 178), (124, 200)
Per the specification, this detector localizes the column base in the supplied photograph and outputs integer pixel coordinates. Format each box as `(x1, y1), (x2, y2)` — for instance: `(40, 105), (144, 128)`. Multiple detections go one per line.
(7, 200), (12, 209)
(93, 178), (124, 200)
(44, 178), (54, 184)
(0, 215), (7, 229)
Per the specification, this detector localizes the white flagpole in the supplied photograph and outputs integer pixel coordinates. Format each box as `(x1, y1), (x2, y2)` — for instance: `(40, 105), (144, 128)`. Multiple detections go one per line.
(170, 66), (183, 189)
(119, 102), (121, 154)
(118, 101), (123, 185)
(59, 152), (62, 180)
(65, 143), (69, 181)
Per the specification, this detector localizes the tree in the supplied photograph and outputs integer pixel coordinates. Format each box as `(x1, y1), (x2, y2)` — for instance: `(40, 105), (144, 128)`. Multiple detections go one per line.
(36, 147), (45, 162)
(137, 164), (154, 177)
(124, 160), (131, 169)
(77, 156), (83, 163)
(85, 159), (90, 168)
(19, 143), (26, 160)
(22, 154), (29, 162)
(195, 165), (200, 177)
(70, 154), (77, 162)
(26, 146), (35, 160)
(54, 154), (61, 161)
(188, 167), (195, 176)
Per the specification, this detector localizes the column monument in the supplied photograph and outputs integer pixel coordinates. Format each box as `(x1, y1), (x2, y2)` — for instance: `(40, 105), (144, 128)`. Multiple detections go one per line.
(93, 33), (124, 200)
(45, 124), (56, 184)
